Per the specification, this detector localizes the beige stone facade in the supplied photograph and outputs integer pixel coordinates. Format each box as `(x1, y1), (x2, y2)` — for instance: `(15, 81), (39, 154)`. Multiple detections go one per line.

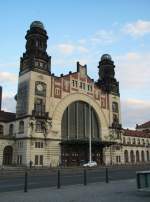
(0, 21), (150, 167)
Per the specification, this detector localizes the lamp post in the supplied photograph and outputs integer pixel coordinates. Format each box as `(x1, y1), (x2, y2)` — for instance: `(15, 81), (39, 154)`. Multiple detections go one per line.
(89, 104), (92, 164)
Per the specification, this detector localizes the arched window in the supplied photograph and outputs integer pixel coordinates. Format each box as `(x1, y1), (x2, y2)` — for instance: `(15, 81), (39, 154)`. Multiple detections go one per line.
(130, 150), (135, 163)
(147, 151), (149, 161)
(141, 150), (145, 162)
(19, 121), (24, 133)
(146, 139), (149, 146)
(142, 139), (145, 145)
(123, 137), (126, 144)
(128, 137), (131, 144)
(61, 101), (99, 140)
(0, 124), (4, 136)
(112, 102), (119, 113)
(9, 124), (14, 136)
(132, 138), (136, 144)
(124, 150), (128, 163)
(136, 151), (140, 162)
(137, 138), (140, 145)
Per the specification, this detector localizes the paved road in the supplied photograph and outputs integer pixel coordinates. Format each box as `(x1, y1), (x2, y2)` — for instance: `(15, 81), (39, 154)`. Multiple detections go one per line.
(0, 179), (150, 202)
(0, 164), (150, 192)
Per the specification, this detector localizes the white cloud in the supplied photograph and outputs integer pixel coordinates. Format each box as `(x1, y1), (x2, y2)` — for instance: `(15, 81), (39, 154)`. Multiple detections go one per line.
(123, 20), (150, 37)
(2, 96), (16, 112)
(77, 46), (88, 53)
(90, 30), (115, 44)
(57, 44), (75, 54)
(56, 43), (88, 55)
(78, 39), (87, 44)
(0, 62), (18, 68)
(0, 72), (17, 83)
(121, 98), (150, 128)
(116, 52), (150, 89)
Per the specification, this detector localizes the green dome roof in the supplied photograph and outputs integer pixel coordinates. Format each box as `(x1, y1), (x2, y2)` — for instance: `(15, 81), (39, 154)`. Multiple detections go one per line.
(30, 21), (44, 30)
(101, 54), (112, 61)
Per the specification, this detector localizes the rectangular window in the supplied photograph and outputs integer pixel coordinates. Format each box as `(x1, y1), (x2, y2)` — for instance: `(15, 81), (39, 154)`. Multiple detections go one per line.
(41, 142), (43, 148)
(40, 155), (43, 165)
(72, 80), (75, 87)
(79, 82), (82, 89)
(35, 155), (38, 165)
(17, 155), (19, 164)
(75, 80), (78, 88)
(17, 155), (22, 165)
(20, 155), (22, 164)
(38, 142), (40, 148)
(83, 83), (85, 90)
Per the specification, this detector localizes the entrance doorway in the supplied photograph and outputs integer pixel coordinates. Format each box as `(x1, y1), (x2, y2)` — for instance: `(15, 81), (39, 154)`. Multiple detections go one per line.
(3, 146), (13, 165)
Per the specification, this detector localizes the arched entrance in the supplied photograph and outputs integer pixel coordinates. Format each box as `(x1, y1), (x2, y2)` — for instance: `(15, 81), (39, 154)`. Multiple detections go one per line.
(61, 101), (102, 166)
(3, 146), (13, 165)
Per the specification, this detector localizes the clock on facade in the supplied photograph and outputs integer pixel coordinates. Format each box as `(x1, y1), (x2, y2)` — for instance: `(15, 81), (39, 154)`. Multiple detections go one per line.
(37, 84), (44, 91)
(35, 82), (46, 97)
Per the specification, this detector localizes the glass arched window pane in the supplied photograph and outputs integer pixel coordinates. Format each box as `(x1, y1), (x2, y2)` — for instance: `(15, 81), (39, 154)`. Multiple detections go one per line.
(61, 101), (100, 140)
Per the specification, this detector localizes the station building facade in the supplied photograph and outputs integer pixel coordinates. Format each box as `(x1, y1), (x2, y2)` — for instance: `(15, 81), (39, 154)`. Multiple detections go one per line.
(0, 21), (149, 167)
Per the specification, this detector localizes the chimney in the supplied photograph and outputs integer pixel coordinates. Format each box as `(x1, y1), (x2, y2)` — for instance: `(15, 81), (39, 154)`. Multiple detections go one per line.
(0, 86), (2, 111)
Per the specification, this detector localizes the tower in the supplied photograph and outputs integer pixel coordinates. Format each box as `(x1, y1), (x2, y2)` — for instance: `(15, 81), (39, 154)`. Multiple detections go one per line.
(16, 21), (51, 118)
(20, 21), (51, 76)
(97, 54), (119, 96)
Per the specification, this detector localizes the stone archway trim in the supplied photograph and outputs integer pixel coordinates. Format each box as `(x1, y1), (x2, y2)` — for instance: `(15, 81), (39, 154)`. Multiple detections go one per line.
(51, 92), (109, 139)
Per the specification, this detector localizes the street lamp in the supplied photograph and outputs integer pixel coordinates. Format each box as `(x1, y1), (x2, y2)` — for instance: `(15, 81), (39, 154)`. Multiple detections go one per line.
(89, 103), (92, 164)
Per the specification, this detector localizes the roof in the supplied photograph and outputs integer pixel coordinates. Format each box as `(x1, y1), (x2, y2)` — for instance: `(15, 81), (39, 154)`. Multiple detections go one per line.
(136, 121), (150, 129)
(0, 110), (16, 122)
(124, 129), (150, 138)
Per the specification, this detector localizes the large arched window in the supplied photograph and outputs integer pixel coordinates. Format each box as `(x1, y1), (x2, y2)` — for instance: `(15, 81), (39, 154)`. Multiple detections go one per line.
(61, 101), (100, 140)
(0, 124), (4, 136)
(9, 124), (14, 136)
(19, 121), (24, 133)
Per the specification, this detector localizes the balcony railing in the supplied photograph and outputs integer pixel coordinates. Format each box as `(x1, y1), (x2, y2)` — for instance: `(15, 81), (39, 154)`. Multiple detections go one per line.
(32, 110), (49, 119)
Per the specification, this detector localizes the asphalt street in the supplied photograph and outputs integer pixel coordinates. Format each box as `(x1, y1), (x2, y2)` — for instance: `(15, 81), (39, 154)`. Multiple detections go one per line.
(0, 164), (149, 192)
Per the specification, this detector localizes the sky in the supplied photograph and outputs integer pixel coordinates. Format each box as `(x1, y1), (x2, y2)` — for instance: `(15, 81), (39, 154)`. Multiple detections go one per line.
(0, 0), (150, 128)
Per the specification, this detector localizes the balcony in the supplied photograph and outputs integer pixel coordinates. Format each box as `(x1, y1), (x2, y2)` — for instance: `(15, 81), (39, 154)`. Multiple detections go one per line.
(32, 110), (49, 119)
(111, 122), (122, 130)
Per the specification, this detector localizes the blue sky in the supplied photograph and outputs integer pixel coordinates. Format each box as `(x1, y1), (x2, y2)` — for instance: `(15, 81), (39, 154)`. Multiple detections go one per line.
(0, 0), (150, 128)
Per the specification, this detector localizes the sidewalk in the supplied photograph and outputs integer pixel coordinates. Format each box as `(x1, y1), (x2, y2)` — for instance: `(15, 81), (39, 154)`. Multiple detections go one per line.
(0, 179), (150, 202)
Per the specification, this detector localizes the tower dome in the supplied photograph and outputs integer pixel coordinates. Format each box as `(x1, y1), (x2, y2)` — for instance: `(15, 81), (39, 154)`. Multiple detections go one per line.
(30, 21), (45, 30)
(101, 54), (112, 61)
